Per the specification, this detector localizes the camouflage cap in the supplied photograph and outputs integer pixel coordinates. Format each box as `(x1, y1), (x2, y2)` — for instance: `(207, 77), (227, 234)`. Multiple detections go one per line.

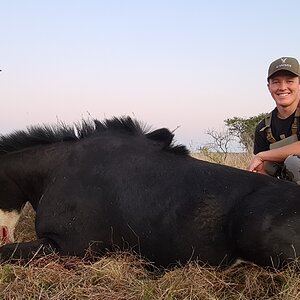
(268, 57), (300, 80)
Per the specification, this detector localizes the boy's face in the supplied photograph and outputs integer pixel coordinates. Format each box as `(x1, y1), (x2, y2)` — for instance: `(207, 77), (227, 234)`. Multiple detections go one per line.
(268, 71), (300, 109)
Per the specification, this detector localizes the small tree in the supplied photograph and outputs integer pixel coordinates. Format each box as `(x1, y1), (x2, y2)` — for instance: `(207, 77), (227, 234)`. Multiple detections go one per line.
(198, 128), (233, 164)
(224, 113), (268, 152)
(198, 113), (268, 163)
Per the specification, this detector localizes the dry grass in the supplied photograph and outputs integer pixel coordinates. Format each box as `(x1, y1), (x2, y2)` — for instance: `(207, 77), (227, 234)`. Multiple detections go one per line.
(3, 153), (300, 299)
(1, 251), (300, 299)
(14, 202), (37, 243)
(192, 152), (253, 170)
(0, 253), (151, 299)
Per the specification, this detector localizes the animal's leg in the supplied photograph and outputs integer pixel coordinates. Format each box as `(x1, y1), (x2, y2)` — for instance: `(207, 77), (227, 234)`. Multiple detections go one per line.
(235, 214), (300, 268)
(0, 238), (58, 262)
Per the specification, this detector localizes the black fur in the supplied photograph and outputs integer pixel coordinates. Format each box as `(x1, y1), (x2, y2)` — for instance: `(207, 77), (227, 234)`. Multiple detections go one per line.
(0, 116), (188, 155)
(0, 116), (299, 269)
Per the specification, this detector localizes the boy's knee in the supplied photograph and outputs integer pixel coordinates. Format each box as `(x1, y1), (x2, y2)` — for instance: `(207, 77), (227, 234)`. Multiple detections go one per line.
(283, 155), (300, 185)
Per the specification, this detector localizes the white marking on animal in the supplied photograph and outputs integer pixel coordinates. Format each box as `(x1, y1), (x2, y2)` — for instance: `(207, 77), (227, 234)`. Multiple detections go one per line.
(0, 209), (21, 245)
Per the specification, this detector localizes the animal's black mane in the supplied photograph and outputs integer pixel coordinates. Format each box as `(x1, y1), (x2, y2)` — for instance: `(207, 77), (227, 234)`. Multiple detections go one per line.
(0, 116), (189, 155)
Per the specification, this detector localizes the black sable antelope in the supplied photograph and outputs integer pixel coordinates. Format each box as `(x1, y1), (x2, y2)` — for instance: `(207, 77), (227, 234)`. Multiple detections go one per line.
(0, 116), (300, 268)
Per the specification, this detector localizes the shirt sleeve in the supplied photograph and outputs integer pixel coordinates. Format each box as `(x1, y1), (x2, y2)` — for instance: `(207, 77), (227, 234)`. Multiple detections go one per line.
(253, 120), (270, 154)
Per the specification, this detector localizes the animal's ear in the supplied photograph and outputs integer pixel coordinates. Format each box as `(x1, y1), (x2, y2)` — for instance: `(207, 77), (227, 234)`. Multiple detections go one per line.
(146, 128), (174, 147)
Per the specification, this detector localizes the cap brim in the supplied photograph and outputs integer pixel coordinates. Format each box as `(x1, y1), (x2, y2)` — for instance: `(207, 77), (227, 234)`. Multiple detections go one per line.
(268, 69), (300, 80)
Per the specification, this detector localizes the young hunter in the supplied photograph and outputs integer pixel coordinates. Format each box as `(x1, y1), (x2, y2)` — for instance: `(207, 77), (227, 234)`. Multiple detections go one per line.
(248, 57), (300, 184)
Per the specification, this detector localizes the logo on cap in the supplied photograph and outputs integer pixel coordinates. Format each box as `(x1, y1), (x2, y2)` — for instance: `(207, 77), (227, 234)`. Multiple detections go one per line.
(276, 58), (292, 69)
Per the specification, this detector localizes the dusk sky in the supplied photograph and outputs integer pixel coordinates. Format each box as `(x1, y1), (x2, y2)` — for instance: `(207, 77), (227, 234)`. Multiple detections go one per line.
(1, 1), (300, 150)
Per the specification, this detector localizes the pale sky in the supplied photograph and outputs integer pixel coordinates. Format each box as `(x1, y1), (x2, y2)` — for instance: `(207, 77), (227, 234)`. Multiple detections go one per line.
(1, 1), (300, 150)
